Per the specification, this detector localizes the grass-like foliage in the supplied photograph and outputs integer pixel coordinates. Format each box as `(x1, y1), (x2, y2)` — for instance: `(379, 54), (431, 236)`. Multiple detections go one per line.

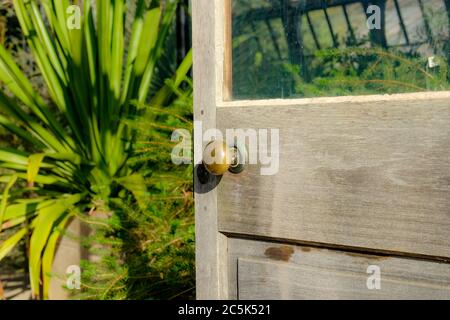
(0, 0), (192, 299)
(78, 82), (194, 300)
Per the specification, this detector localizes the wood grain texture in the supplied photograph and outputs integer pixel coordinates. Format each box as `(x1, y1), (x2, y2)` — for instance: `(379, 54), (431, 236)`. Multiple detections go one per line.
(223, 0), (232, 101)
(228, 239), (450, 300)
(218, 91), (450, 108)
(218, 97), (450, 258)
(193, 0), (229, 299)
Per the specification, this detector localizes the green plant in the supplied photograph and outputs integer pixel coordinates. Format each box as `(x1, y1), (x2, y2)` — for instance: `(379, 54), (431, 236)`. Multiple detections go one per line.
(78, 83), (194, 300)
(289, 47), (450, 97)
(0, 0), (192, 299)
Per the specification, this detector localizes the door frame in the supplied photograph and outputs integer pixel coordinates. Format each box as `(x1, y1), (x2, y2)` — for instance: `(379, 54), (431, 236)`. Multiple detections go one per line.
(193, 0), (229, 300)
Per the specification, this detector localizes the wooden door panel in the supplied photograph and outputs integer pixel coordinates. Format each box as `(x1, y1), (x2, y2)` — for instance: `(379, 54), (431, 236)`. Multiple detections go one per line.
(192, 0), (450, 299)
(218, 97), (450, 259)
(229, 239), (450, 300)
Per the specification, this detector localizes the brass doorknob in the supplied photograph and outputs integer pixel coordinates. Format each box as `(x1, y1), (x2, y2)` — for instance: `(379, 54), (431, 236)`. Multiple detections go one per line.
(202, 140), (245, 176)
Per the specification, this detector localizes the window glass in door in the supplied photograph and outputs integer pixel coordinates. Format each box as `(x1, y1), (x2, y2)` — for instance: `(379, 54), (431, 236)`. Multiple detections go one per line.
(231, 0), (450, 100)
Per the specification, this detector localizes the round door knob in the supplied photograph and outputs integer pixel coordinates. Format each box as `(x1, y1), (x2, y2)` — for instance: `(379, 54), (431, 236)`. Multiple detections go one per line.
(202, 140), (245, 176)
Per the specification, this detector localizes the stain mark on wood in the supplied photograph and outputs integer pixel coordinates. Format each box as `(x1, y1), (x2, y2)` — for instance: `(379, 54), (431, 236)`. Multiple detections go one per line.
(265, 246), (294, 261)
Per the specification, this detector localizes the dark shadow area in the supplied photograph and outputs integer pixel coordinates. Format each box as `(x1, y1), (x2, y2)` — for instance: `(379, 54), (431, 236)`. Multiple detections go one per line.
(194, 163), (223, 194)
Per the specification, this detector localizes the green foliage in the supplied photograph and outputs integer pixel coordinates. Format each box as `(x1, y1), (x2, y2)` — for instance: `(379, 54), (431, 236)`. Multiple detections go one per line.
(78, 80), (194, 300)
(0, 0), (192, 300)
(290, 47), (450, 97)
(234, 39), (450, 99)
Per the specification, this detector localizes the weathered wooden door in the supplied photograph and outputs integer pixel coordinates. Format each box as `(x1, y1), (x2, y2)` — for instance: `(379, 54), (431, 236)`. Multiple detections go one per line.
(193, 0), (450, 299)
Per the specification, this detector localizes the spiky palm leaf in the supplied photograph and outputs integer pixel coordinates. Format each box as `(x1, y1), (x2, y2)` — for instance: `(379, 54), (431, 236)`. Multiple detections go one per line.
(0, 0), (192, 299)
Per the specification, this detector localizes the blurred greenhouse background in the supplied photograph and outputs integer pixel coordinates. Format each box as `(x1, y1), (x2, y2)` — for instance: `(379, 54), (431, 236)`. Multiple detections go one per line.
(232, 0), (450, 99)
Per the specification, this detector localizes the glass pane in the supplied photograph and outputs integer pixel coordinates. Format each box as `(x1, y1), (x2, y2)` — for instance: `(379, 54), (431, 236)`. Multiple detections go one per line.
(231, 0), (450, 100)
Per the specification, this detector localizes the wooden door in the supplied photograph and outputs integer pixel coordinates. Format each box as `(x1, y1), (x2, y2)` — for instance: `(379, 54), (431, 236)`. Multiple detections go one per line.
(193, 0), (450, 299)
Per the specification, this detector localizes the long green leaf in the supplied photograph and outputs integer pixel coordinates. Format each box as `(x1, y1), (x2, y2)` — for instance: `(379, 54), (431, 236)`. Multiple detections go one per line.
(42, 211), (74, 300)
(0, 228), (27, 261)
(138, 4), (177, 103)
(121, 0), (146, 104)
(0, 49), (73, 151)
(27, 154), (45, 187)
(0, 173), (68, 186)
(0, 174), (17, 232)
(0, 114), (45, 148)
(0, 148), (51, 168)
(116, 174), (148, 210)
(2, 198), (55, 222)
(29, 193), (83, 298)
(1, 216), (28, 230)
(152, 49), (193, 106)
(0, 77), (70, 153)
(28, 0), (67, 84)
(10, 0), (77, 151)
